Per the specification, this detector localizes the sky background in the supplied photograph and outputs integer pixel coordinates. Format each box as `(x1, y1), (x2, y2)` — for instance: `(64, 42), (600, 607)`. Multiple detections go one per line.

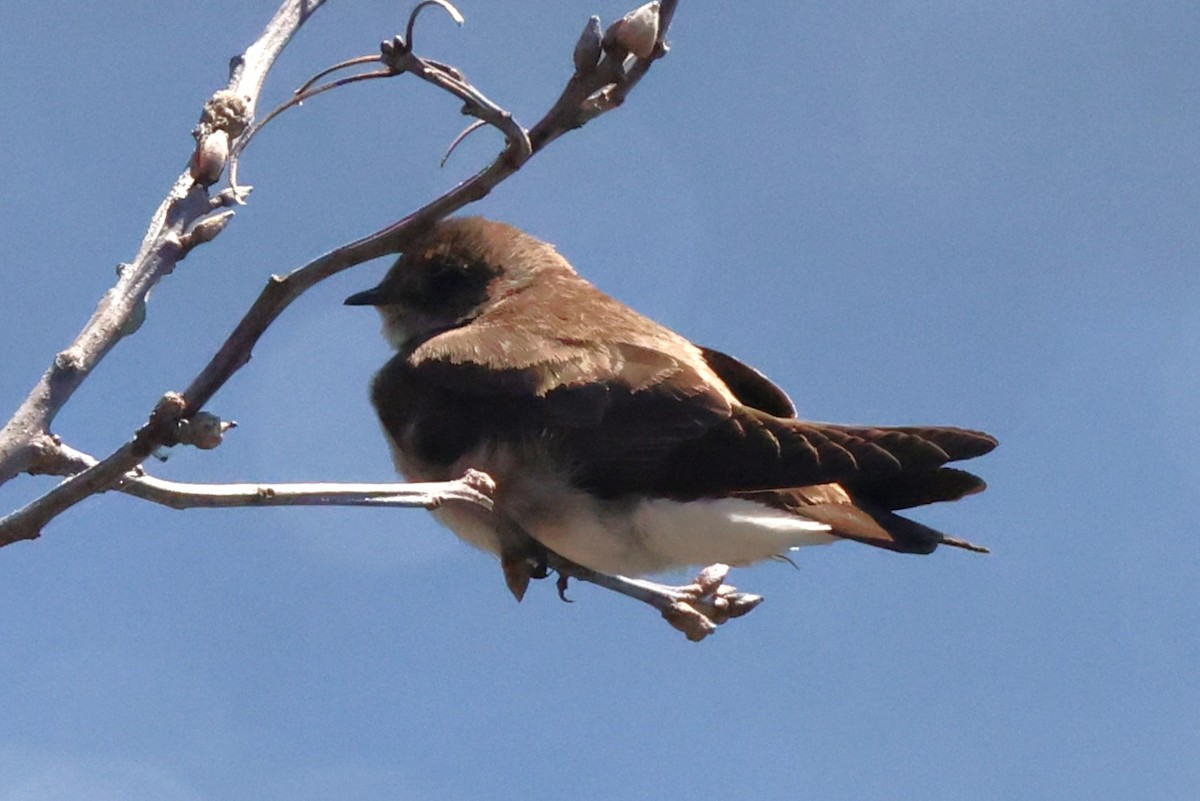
(1, 1), (1197, 799)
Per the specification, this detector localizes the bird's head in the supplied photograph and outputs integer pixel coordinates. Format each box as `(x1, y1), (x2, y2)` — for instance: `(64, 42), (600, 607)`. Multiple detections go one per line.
(344, 216), (573, 352)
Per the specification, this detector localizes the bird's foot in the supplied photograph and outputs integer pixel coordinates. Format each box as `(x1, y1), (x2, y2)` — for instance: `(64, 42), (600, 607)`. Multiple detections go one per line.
(550, 559), (763, 642)
(664, 563), (764, 639)
(500, 549), (550, 602)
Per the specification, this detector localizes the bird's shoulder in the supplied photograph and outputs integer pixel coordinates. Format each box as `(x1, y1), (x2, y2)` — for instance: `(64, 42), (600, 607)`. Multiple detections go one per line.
(405, 269), (734, 405)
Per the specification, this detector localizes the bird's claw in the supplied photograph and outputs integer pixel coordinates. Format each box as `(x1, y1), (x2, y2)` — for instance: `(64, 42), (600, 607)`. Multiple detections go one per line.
(656, 564), (763, 641)
(545, 556), (764, 642)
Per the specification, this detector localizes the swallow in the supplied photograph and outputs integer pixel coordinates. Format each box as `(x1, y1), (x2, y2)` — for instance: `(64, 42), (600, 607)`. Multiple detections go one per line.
(346, 217), (996, 601)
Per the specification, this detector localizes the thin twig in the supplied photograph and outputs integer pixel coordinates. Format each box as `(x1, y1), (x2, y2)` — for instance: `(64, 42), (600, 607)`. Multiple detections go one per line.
(38, 444), (496, 512)
(123, 474), (495, 511)
(228, 66), (395, 193)
(441, 119), (487, 166)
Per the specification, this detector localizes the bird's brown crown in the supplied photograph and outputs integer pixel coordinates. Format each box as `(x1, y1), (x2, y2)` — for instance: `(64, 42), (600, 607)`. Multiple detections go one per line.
(346, 217), (575, 351)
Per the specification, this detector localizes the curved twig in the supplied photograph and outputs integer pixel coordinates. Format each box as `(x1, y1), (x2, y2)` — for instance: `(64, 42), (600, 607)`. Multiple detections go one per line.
(295, 53), (381, 96)
(440, 119), (488, 166)
(230, 0), (488, 197)
(228, 66), (394, 192)
(406, 0), (465, 49)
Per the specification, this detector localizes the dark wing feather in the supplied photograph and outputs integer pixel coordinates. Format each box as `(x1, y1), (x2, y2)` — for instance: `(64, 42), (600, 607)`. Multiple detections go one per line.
(572, 405), (997, 500)
(402, 268), (997, 502)
(698, 346), (796, 417)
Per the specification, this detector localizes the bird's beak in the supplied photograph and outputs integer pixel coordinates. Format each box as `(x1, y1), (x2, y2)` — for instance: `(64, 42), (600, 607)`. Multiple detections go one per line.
(344, 285), (386, 306)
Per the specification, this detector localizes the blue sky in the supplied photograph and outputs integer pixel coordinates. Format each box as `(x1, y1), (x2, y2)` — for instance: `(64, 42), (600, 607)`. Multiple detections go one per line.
(1, 1), (1197, 799)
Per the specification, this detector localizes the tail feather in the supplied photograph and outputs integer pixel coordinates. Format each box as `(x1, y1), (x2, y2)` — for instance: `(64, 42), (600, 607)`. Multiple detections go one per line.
(742, 484), (991, 555)
(845, 467), (987, 511)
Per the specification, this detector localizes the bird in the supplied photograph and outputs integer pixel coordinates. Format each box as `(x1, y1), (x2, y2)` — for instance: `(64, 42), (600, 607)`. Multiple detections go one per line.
(345, 216), (997, 605)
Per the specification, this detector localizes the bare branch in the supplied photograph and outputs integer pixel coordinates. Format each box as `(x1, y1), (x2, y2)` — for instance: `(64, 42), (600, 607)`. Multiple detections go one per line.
(1, 0), (679, 545)
(40, 445), (495, 513)
(183, 1), (678, 418)
(121, 472), (495, 512)
(0, 394), (190, 545)
(232, 0), (331, 107)
(0, 0), (329, 486)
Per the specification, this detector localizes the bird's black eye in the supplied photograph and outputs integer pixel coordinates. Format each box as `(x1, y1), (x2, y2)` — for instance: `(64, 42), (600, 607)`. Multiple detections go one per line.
(402, 257), (494, 316)
(424, 260), (469, 297)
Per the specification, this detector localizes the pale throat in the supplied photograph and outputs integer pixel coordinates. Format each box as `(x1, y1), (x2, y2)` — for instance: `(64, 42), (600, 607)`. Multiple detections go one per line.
(378, 307), (409, 351)
(377, 305), (461, 352)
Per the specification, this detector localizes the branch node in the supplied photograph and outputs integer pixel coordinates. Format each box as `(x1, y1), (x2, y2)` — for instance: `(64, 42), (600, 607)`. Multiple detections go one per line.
(29, 432), (64, 472)
(170, 412), (237, 450)
(53, 348), (85, 374)
(380, 36), (414, 72)
(459, 468), (497, 497)
(194, 89), (252, 141)
(152, 392), (188, 423)
(191, 90), (251, 187)
(131, 392), (190, 458)
(214, 185), (253, 208)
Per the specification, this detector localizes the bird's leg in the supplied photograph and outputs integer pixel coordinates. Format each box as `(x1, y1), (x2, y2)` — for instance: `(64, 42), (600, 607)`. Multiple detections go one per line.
(548, 557), (763, 642)
(488, 511), (762, 639)
(499, 547), (550, 602)
(492, 513), (551, 602)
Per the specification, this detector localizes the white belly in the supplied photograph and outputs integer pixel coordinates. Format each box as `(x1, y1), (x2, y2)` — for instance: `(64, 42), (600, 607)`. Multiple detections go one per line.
(433, 482), (837, 576)
(388, 435), (837, 576)
(518, 490), (837, 576)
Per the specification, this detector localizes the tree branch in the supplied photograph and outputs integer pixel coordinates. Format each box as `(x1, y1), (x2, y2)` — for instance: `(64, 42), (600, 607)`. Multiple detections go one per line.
(186, 0), (677, 418)
(0, 0), (329, 486)
(0, 0), (678, 546)
(39, 444), (496, 513)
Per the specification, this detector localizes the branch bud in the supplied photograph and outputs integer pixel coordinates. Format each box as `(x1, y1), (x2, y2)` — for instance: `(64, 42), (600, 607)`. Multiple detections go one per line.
(183, 210), (236, 249)
(573, 16), (603, 73)
(603, 2), (660, 61)
(172, 412), (237, 450)
(191, 130), (229, 187)
(695, 562), (731, 595)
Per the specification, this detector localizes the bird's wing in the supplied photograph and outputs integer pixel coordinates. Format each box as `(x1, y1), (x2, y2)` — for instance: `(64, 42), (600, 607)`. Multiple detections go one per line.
(572, 406), (997, 500)
(697, 346), (797, 418)
(406, 270), (736, 436)
(406, 272), (996, 499)
(407, 321), (735, 464)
